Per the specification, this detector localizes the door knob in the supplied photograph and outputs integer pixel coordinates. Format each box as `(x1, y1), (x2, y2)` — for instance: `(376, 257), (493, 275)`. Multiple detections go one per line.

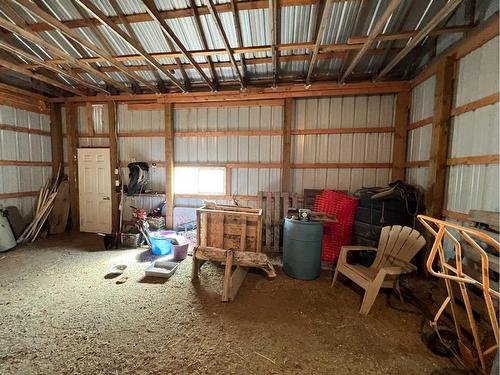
(103, 197), (110, 200)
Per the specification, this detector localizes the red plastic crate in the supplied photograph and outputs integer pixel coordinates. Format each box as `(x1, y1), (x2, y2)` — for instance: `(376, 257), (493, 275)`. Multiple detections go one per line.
(313, 190), (358, 263)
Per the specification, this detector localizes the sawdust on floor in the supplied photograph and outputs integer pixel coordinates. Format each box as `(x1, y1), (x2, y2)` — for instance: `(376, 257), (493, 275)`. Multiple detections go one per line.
(0, 233), (452, 374)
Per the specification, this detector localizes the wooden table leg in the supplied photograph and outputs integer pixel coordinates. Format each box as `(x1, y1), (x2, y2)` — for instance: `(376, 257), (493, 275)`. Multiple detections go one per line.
(222, 250), (234, 302)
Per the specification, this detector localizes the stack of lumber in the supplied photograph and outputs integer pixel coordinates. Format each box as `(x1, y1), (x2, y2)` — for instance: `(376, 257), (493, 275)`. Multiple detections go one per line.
(17, 172), (60, 244)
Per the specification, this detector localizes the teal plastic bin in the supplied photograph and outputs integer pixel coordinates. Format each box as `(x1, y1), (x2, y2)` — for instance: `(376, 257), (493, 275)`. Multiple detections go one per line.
(283, 218), (323, 280)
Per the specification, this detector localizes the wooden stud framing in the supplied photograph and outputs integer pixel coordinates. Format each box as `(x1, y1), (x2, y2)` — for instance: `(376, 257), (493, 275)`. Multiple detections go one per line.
(50, 103), (63, 179)
(108, 102), (119, 234)
(165, 103), (175, 229)
(85, 103), (95, 137)
(450, 92), (500, 117)
(0, 123), (50, 136)
(66, 103), (79, 231)
(48, 81), (409, 103)
(0, 191), (40, 200)
(426, 56), (455, 218)
(282, 98), (293, 192)
(392, 90), (410, 181)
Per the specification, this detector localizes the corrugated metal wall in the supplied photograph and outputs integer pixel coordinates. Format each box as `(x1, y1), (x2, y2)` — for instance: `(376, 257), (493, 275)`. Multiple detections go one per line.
(406, 76), (435, 188)
(0, 105), (52, 221)
(447, 36), (499, 214)
(291, 95), (395, 193)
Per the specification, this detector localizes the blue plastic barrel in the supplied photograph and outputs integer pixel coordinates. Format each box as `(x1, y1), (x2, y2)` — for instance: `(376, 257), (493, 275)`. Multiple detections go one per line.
(283, 218), (323, 280)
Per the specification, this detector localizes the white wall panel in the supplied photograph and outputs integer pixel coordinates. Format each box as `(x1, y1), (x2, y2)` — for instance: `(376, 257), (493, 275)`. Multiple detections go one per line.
(444, 37), (499, 214)
(446, 164), (499, 213)
(450, 103), (499, 157)
(406, 76), (436, 188)
(292, 95), (395, 194)
(454, 36), (499, 107)
(0, 105), (52, 221)
(118, 104), (163, 132)
(410, 76), (436, 123)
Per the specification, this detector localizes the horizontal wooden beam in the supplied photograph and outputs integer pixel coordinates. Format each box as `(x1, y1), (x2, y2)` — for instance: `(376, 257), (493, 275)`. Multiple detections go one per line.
(450, 92), (500, 117)
(405, 155), (500, 168)
(0, 82), (48, 102)
(118, 161), (393, 169)
(0, 191), (40, 199)
(48, 81), (410, 103)
(127, 99), (285, 110)
(174, 130), (283, 137)
(291, 127), (394, 135)
(405, 160), (430, 168)
(0, 160), (52, 166)
(0, 123), (51, 136)
(442, 209), (469, 222)
(446, 154), (500, 166)
(175, 194), (258, 201)
(407, 117), (433, 131)
(292, 162), (392, 168)
(347, 25), (474, 44)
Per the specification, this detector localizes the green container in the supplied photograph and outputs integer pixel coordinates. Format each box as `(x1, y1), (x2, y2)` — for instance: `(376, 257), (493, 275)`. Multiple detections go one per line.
(283, 218), (323, 280)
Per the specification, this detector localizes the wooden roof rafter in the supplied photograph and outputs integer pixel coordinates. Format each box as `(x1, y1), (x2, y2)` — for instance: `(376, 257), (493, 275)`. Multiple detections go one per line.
(205, 0), (246, 90)
(12, 0), (159, 93)
(188, 0), (218, 90)
(0, 17), (131, 93)
(142, 0), (216, 92)
(74, 0), (187, 92)
(107, 0), (163, 88)
(0, 56), (85, 96)
(340, 0), (402, 84)
(230, 0), (248, 87)
(377, 0), (464, 81)
(0, 39), (108, 94)
(305, 0), (333, 87)
(268, 0), (279, 87)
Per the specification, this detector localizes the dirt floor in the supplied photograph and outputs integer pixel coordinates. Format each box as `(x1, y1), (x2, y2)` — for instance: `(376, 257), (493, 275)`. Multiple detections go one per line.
(0, 233), (453, 374)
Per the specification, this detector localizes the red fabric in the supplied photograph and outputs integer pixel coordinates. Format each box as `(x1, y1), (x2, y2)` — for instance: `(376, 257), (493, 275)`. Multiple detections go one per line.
(313, 190), (358, 263)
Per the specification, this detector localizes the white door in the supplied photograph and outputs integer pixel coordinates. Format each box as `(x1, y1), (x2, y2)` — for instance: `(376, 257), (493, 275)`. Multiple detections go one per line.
(77, 148), (112, 234)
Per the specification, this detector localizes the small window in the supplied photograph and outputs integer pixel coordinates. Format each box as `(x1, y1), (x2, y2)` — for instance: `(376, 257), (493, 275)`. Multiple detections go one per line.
(174, 167), (226, 195)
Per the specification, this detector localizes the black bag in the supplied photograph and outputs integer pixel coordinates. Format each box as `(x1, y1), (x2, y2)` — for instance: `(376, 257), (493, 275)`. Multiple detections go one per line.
(127, 162), (149, 195)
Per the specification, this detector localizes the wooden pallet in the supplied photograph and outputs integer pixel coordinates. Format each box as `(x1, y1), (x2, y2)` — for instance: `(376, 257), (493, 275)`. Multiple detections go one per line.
(257, 191), (302, 253)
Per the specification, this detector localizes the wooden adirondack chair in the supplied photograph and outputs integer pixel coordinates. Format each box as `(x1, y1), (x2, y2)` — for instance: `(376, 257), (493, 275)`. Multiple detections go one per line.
(331, 225), (426, 314)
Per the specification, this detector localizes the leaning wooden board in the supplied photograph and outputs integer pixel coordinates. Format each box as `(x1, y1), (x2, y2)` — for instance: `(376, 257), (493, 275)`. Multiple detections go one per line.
(48, 180), (70, 234)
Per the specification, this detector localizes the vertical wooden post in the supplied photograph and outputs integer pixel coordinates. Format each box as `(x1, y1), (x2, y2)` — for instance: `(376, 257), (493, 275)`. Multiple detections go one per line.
(164, 103), (175, 229)
(108, 102), (119, 234)
(426, 56), (456, 218)
(86, 102), (95, 136)
(49, 103), (63, 179)
(392, 90), (410, 182)
(66, 102), (79, 231)
(281, 98), (293, 192)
